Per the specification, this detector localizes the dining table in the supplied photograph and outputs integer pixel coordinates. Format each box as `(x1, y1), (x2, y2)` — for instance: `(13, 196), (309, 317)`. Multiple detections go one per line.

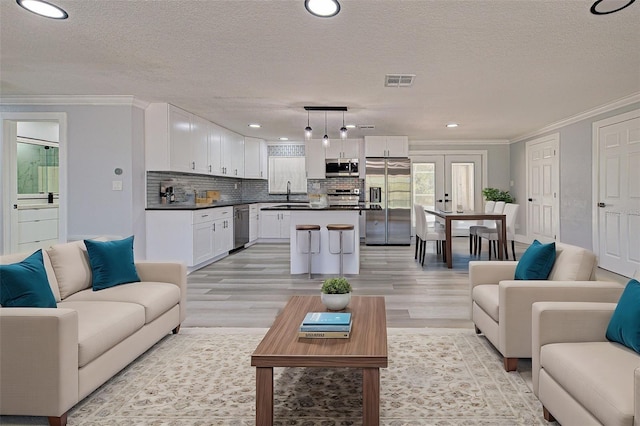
(424, 209), (507, 268)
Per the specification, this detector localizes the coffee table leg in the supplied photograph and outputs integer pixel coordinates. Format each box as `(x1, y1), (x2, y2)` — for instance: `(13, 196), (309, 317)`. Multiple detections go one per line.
(256, 367), (273, 426)
(362, 367), (380, 426)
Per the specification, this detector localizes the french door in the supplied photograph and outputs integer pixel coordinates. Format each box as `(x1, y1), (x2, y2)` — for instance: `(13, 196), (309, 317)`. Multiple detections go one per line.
(594, 111), (640, 278)
(412, 153), (484, 234)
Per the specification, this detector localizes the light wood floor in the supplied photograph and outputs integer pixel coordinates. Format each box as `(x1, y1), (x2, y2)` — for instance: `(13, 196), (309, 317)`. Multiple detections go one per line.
(185, 237), (517, 328)
(184, 237), (628, 329)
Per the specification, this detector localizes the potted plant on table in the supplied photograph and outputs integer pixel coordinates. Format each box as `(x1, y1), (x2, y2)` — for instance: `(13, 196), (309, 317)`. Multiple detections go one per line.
(482, 188), (515, 203)
(321, 277), (352, 311)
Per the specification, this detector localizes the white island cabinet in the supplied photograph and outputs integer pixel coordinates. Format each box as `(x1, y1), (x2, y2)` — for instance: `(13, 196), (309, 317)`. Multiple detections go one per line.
(259, 207), (361, 275)
(146, 206), (233, 273)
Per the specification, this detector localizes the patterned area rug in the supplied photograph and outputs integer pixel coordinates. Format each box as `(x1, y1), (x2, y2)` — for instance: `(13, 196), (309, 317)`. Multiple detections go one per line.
(3, 329), (547, 425)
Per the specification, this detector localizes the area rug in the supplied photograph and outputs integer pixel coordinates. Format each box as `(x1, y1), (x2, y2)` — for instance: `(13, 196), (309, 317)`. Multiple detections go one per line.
(5, 328), (547, 425)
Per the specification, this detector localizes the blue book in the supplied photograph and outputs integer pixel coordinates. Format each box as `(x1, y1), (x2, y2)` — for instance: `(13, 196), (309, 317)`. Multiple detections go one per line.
(299, 320), (352, 332)
(302, 312), (351, 326)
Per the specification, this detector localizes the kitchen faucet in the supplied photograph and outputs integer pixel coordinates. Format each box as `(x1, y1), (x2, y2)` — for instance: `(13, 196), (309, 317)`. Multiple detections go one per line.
(286, 181), (291, 202)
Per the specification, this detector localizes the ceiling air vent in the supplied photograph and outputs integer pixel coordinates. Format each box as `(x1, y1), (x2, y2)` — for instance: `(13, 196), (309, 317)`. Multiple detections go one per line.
(385, 74), (416, 87)
(358, 124), (375, 130)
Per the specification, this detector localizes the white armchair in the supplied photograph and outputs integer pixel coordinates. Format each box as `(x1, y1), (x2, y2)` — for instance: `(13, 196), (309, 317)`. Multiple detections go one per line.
(470, 241), (624, 371)
(532, 301), (640, 425)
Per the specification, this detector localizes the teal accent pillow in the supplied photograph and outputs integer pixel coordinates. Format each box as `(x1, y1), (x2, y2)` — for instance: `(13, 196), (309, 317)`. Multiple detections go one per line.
(84, 236), (140, 291)
(514, 240), (556, 280)
(606, 279), (640, 353)
(0, 250), (56, 308)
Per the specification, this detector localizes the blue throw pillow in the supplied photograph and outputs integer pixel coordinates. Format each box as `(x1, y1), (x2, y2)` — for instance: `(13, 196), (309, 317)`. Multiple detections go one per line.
(514, 239), (556, 280)
(606, 279), (640, 353)
(0, 250), (56, 308)
(84, 236), (140, 291)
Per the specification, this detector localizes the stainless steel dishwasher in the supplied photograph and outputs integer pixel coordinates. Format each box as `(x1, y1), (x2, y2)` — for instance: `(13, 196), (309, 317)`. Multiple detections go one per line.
(233, 204), (250, 250)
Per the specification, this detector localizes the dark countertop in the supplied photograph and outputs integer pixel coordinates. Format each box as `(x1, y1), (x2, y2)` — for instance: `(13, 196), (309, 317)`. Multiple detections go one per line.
(145, 200), (309, 211)
(261, 204), (380, 211)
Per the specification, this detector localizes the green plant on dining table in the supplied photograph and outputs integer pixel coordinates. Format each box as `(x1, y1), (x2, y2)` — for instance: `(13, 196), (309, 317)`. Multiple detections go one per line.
(321, 277), (352, 294)
(482, 187), (515, 203)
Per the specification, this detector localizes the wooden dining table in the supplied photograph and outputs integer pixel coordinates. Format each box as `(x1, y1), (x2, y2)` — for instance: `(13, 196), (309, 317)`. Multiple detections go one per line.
(424, 209), (507, 268)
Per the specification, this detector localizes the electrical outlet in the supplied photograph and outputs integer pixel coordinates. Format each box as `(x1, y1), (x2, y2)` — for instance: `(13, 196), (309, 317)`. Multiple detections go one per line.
(234, 183), (238, 189)
(112, 180), (123, 191)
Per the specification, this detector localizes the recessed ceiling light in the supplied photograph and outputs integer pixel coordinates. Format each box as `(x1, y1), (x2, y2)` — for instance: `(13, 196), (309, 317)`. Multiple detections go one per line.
(279, 137), (289, 141)
(346, 124), (356, 129)
(248, 123), (261, 128)
(305, 0), (341, 17)
(16, 0), (68, 19)
(446, 123), (459, 128)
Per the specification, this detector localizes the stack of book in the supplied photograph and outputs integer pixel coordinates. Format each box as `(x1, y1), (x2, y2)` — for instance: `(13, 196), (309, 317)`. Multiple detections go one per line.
(298, 312), (352, 339)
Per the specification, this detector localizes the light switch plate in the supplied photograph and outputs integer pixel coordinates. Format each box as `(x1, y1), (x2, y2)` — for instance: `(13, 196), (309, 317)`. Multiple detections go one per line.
(112, 180), (123, 191)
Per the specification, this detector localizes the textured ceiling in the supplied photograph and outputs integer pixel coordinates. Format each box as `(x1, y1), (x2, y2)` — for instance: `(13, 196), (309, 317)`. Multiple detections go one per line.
(1, 0), (639, 141)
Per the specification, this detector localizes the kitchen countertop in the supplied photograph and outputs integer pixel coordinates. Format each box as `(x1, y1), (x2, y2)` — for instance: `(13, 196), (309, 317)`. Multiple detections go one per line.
(261, 204), (380, 211)
(145, 200), (309, 211)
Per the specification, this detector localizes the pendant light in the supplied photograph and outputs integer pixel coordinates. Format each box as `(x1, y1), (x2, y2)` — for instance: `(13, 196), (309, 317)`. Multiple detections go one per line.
(340, 111), (348, 140)
(304, 110), (312, 140)
(322, 112), (330, 148)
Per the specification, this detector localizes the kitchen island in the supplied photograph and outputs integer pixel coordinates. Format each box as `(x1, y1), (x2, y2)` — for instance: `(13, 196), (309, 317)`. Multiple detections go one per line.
(261, 205), (376, 275)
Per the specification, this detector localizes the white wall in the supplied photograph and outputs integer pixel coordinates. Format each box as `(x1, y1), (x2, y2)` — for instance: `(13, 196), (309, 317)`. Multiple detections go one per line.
(0, 102), (147, 258)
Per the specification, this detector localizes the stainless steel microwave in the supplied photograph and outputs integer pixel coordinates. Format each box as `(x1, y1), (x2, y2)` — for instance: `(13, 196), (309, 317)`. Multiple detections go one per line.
(325, 159), (359, 177)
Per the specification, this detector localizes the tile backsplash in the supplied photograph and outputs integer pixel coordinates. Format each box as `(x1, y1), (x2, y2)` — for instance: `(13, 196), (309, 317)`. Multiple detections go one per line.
(147, 171), (364, 206)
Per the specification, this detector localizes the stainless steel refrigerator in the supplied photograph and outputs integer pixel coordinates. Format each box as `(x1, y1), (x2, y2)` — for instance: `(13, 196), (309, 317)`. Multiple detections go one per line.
(365, 158), (411, 245)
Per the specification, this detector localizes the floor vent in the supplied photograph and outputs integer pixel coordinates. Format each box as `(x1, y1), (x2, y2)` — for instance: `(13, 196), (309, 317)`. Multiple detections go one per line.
(385, 74), (416, 87)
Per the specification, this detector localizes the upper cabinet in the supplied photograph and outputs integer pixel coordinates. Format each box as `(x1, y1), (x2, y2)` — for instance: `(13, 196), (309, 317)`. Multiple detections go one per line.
(305, 139), (327, 179)
(145, 103), (246, 177)
(244, 137), (267, 179)
(324, 138), (361, 159)
(364, 136), (409, 157)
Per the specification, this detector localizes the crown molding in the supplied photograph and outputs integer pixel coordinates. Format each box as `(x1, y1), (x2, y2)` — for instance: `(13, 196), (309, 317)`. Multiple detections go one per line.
(410, 139), (510, 146)
(510, 92), (640, 143)
(0, 95), (149, 109)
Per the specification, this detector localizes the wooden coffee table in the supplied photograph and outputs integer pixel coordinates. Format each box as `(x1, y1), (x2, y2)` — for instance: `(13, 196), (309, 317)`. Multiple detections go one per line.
(251, 295), (388, 426)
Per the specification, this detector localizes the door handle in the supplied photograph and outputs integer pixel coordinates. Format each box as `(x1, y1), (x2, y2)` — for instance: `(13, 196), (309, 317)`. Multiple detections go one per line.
(528, 198), (533, 202)
(598, 202), (606, 208)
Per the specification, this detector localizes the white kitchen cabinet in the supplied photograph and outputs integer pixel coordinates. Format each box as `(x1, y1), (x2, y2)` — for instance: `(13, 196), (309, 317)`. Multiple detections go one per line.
(305, 140), (326, 179)
(249, 204), (259, 242)
(244, 137), (267, 179)
(167, 105), (193, 172)
(208, 122), (222, 175)
(324, 138), (361, 159)
(259, 206), (290, 239)
(146, 206), (233, 271)
(212, 215), (233, 256)
(364, 136), (408, 157)
(191, 115), (210, 174)
(231, 133), (245, 177)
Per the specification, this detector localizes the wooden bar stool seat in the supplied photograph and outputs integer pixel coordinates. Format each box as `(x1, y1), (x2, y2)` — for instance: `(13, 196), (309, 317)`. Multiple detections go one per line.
(326, 224), (354, 276)
(295, 224), (321, 278)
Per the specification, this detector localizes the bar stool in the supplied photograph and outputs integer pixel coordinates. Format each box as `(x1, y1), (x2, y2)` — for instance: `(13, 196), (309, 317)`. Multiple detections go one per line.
(327, 224), (355, 276)
(295, 224), (321, 279)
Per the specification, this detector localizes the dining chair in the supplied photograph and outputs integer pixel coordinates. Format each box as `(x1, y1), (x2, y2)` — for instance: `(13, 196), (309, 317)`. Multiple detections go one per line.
(468, 200), (496, 255)
(478, 203), (519, 260)
(417, 205), (447, 266)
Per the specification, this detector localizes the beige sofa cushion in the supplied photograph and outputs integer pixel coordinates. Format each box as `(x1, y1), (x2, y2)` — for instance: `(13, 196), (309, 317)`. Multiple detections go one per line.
(64, 282), (180, 324)
(541, 341), (640, 426)
(472, 285), (499, 322)
(0, 250), (61, 302)
(47, 241), (93, 299)
(547, 243), (596, 281)
(58, 301), (145, 368)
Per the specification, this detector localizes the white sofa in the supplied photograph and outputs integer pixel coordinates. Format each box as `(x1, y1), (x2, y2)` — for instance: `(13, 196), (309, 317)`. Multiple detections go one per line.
(470, 242), (624, 371)
(0, 240), (187, 426)
(532, 301), (640, 426)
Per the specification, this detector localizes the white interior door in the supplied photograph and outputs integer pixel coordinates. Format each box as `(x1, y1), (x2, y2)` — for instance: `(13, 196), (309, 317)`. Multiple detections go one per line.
(596, 113), (640, 278)
(526, 134), (559, 243)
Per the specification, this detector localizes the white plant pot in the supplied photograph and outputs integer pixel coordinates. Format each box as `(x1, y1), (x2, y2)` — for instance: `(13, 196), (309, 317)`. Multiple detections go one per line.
(321, 292), (351, 311)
